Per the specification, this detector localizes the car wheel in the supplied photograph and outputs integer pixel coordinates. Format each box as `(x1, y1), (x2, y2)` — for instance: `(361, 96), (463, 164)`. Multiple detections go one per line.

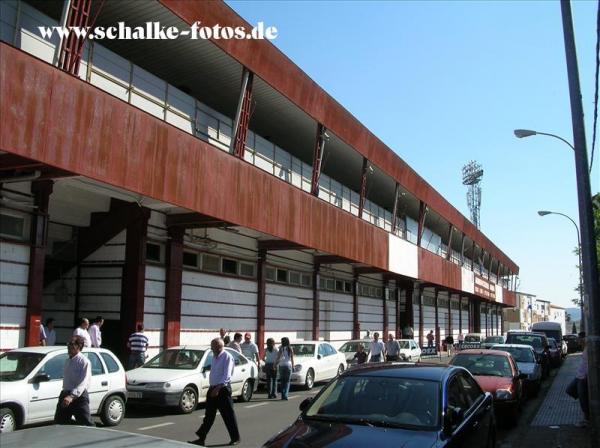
(0, 408), (17, 433)
(407, 356), (412, 362)
(100, 395), (125, 426)
(238, 379), (253, 403)
(304, 369), (315, 390)
(178, 386), (198, 414)
(337, 364), (345, 376)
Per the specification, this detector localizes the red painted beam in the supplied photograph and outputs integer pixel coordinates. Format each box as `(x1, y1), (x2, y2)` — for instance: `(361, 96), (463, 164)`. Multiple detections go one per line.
(313, 255), (353, 265)
(166, 212), (229, 228)
(232, 69), (254, 159)
(418, 287), (424, 348)
(257, 240), (306, 251)
(382, 286), (388, 339)
(25, 180), (53, 347)
(164, 226), (184, 348)
(312, 260), (320, 340)
(0, 153), (43, 170)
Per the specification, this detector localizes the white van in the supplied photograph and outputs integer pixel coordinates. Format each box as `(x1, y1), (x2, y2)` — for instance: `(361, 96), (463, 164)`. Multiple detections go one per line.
(531, 322), (562, 344)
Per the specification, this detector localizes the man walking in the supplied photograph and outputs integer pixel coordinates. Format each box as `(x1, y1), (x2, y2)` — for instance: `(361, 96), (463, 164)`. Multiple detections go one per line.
(127, 324), (149, 370)
(73, 318), (91, 348)
(190, 338), (241, 446)
(241, 332), (259, 364)
(369, 332), (385, 362)
(228, 333), (242, 353)
(54, 335), (94, 426)
(220, 328), (231, 345)
(89, 316), (103, 348)
(40, 318), (57, 346)
(385, 333), (401, 361)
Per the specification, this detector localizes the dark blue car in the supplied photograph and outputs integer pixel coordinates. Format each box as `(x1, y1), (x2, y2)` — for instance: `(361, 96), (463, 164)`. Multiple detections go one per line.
(263, 363), (496, 448)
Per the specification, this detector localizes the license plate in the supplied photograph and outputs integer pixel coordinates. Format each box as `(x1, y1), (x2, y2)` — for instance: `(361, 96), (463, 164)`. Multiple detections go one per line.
(128, 392), (143, 399)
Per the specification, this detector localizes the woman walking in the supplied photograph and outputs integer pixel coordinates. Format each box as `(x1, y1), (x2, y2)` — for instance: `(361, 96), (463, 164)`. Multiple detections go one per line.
(276, 337), (295, 400)
(263, 338), (278, 399)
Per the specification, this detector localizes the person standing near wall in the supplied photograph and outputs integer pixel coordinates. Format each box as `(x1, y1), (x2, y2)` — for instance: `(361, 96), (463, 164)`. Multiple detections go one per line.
(276, 337), (294, 400)
(369, 332), (385, 362)
(426, 330), (435, 348)
(220, 328), (231, 345)
(54, 335), (93, 426)
(241, 332), (259, 364)
(385, 334), (401, 361)
(73, 318), (91, 348)
(263, 338), (278, 399)
(228, 333), (242, 353)
(89, 316), (103, 348)
(127, 323), (149, 370)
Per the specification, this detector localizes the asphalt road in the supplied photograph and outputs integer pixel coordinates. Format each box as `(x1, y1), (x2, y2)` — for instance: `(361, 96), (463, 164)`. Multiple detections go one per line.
(118, 385), (324, 447)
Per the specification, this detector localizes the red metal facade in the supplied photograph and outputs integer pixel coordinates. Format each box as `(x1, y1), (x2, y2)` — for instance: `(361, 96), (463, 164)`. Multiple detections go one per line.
(159, 0), (518, 274)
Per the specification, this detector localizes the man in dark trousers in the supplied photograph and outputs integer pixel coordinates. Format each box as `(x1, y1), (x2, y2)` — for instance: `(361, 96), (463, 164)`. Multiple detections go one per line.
(54, 335), (94, 426)
(190, 338), (241, 446)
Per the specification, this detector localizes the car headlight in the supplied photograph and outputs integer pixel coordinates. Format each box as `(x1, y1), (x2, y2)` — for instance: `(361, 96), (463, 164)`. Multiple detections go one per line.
(293, 364), (303, 373)
(495, 389), (512, 400)
(146, 382), (171, 389)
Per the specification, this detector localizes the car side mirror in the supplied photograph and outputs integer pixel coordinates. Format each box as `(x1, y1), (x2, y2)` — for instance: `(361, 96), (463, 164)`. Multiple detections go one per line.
(299, 397), (313, 412)
(30, 373), (50, 383)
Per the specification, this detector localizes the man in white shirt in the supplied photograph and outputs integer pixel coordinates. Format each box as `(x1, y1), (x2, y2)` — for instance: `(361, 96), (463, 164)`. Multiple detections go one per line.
(73, 318), (91, 348)
(369, 332), (385, 362)
(41, 318), (57, 346)
(89, 316), (103, 348)
(54, 335), (93, 426)
(240, 332), (259, 364)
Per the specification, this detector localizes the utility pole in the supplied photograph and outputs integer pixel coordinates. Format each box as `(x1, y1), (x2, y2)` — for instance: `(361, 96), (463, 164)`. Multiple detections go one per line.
(560, 1), (600, 443)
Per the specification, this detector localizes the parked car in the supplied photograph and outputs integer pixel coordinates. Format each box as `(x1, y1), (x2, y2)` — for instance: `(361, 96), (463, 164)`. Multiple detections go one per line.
(481, 335), (505, 349)
(337, 339), (371, 365)
(450, 349), (526, 425)
(546, 338), (562, 367)
(398, 339), (422, 361)
(126, 346), (258, 414)
(491, 344), (542, 396)
(505, 331), (550, 379)
(563, 334), (581, 353)
(258, 341), (347, 390)
(0, 346), (127, 433)
(461, 333), (483, 349)
(263, 363), (496, 448)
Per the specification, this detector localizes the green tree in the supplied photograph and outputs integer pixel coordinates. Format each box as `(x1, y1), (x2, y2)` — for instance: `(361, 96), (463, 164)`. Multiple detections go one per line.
(572, 322), (577, 334)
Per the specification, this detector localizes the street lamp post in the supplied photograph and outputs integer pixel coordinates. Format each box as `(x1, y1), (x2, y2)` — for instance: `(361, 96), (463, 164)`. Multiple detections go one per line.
(538, 210), (584, 331)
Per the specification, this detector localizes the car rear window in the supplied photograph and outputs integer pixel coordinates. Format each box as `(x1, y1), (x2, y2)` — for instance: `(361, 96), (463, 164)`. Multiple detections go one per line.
(100, 352), (121, 373)
(506, 334), (543, 348)
(450, 354), (513, 377)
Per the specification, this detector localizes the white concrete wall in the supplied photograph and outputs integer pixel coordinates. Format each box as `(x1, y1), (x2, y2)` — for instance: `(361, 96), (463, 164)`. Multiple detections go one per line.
(320, 291), (353, 345)
(265, 283), (312, 342)
(0, 242), (29, 350)
(144, 265), (165, 359)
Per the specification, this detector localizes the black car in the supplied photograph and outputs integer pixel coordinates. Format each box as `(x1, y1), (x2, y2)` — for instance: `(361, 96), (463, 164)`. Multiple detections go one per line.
(505, 332), (550, 379)
(263, 363), (496, 448)
(563, 334), (581, 353)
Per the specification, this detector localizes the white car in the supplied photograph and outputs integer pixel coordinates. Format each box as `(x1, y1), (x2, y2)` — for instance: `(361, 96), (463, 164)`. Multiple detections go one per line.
(126, 346), (258, 414)
(259, 341), (347, 390)
(0, 346), (127, 433)
(337, 339), (372, 365)
(398, 339), (421, 361)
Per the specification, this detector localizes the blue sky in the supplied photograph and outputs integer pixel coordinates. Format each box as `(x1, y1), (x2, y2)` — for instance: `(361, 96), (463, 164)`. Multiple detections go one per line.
(228, 0), (599, 310)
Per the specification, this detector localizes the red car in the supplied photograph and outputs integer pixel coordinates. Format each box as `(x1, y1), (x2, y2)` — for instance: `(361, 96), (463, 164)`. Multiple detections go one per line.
(450, 349), (526, 425)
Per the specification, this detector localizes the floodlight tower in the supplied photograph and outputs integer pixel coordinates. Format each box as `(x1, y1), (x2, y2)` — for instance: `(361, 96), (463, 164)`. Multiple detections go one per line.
(462, 161), (484, 229)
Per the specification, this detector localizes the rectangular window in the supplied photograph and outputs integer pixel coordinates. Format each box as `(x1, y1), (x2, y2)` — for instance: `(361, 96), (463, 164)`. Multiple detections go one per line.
(202, 254), (220, 272)
(240, 262), (256, 278)
(266, 267), (276, 282)
(0, 213), (25, 239)
(276, 268), (288, 283)
(344, 281), (352, 293)
(183, 251), (198, 267)
(146, 243), (161, 262)
(222, 258), (238, 275)
(289, 271), (301, 285)
(335, 280), (344, 292)
(319, 277), (327, 289)
(326, 278), (335, 291)
(301, 274), (312, 287)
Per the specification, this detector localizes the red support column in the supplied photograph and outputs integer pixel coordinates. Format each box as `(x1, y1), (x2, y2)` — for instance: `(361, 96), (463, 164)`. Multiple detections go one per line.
(448, 293), (452, 337)
(121, 208), (150, 353)
(164, 226), (184, 348)
(25, 180), (53, 347)
(257, 249), (266, 359)
(418, 287), (424, 348)
(406, 283), (414, 329)
(310, 124), (326, 196)
(232, 68), (254, 159)
(312, 260), (320, 340)
(352, 273), (360, 339)
(383, 284), (389, 338)
(358, 158), (368, 219)
(395, 284), (401, 338)
(458, 296), (463, 335)
(434, 289), (440, 351)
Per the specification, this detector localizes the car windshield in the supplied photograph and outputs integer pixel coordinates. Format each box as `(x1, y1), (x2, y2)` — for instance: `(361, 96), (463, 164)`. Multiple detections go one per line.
(506, 334), (543, 349)
(464, 335), (480, 342)
(399, 341), (410, 349)
(291, 344), (315, 356)
(0, 352), (46, 381)
(304, 375), (440, 430)
(495, 347), (535, 363)
(339, 342), (367, 353)
(144, 349), (205, 369)
(451, 354), (513, 377)
(484, 337), (504, 344)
